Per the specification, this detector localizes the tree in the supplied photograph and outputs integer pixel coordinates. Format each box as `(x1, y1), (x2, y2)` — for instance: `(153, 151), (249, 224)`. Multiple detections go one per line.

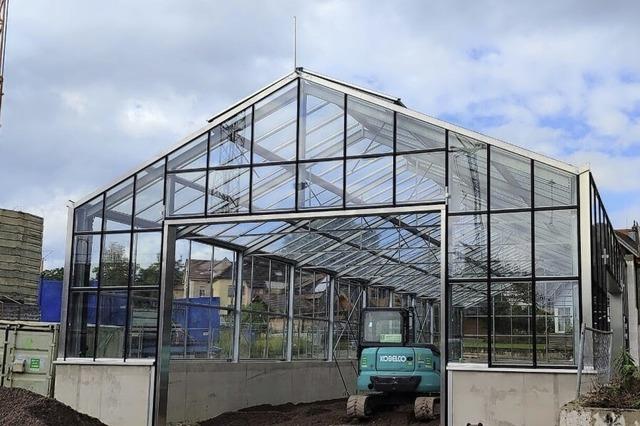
(41, 267), (64, 280)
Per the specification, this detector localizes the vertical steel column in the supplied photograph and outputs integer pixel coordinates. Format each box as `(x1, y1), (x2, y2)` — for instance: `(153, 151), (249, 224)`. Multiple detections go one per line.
(58, 202), (75, 359)
(232, 251), (244, 362)
(439, 207), (447, 426)
(327, 275), (336, 362)
(429, 300), (435, 344)
(579, 171), (593, 366)
(154, 225), (176, 426)
(286, 264), (295, 361)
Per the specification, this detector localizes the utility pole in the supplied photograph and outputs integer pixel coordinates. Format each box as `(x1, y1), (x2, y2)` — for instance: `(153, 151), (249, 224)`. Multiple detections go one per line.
(0, 0), (9, 123)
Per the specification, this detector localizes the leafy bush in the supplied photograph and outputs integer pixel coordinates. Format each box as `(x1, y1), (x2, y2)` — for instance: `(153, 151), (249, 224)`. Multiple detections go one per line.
(581, 350), (640, 409)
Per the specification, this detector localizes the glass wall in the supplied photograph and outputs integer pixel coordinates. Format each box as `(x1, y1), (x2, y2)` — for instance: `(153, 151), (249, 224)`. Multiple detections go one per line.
(66, 74), (587, 371)
(448, 139), (580, 367)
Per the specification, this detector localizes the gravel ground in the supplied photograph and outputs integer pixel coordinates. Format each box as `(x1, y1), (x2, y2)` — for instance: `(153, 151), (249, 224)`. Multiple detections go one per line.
(0, 387), (105, 426)
(200, 398), (439, 426)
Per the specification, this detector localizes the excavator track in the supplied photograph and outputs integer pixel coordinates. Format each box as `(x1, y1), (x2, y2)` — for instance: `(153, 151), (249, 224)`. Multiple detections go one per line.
(346, 394), (371, 418)
(414, 396), (439, 420)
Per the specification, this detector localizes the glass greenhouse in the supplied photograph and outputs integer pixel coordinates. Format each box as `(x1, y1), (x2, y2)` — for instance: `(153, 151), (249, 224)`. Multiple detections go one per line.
(58, 68), (627, 424)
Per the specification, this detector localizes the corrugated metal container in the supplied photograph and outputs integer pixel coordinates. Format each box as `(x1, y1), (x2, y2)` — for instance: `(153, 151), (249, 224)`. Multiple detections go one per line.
(0, 321), (58, 396)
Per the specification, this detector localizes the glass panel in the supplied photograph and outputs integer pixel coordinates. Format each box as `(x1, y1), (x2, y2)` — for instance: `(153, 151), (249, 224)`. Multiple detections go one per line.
(242, 257), (289, 314)
(449, 133), (488, 212)
(171, 303), (234, 359)
(173, 239), (190, 299)
(74, 195), (103, 233)
(167, 133), (208, 171)
(294, 270), (329, 319)
(346, 156), (393, 206)
(132, 232), (161, 286)
(535, 209), (578, 277)
(298, 160), (343, 209)
(449, 282), (488, 363)
(448, 214), (488, 278)
(396, 152), (446, 203)
(127, 289), (158, 358)
(534, 162), (577, 207)
(252, 164), (296, 211)
(134, 160), (165, 229)
(166, 171), (206, 216)
(185, 241), (213, 299)
(491, 281), (532, 365)
(208, 167), (250, 214)
(104, 178), (134, 231)
(490, 212), (532, 277)
(72, 234), (101, 288)
(490, 148), (531, 210)
(298, 80), (345, 160)
(253, 82), (298, 163)
(96, 290), (127, 358)
(396, 113), (445, 152)
(536, 281), (578, 366)
(239, 312), (287, 360)
(346, 97), (393, 156)
(292, 319), (328, 360)
(66, 291), (97, 357)
(209, 108), (252, 167)
(212, 246), (236, 310)
(100, 233), (131, 287)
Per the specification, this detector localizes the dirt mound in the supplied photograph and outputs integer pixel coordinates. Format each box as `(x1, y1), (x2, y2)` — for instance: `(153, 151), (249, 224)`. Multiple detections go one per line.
(200, 398), (439, 426)
(0, 387), (105, 426)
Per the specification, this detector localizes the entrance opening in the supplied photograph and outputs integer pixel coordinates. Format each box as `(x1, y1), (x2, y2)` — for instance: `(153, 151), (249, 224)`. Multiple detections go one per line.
(161, 210), (443, 424)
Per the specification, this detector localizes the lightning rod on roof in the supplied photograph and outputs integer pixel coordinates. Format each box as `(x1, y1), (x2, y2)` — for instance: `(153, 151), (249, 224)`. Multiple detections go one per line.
(293, 16), (297, 70)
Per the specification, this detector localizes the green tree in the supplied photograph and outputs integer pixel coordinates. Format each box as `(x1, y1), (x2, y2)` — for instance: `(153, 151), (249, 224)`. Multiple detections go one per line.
(41, 267), (64, 280)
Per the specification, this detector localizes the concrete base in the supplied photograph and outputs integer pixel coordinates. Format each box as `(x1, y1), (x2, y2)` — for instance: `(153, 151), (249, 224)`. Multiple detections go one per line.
(54, 360), (155, 426)
(448, 365), (590, 426)
(167, 360), (357, 425)
(560, 404), (640, 425)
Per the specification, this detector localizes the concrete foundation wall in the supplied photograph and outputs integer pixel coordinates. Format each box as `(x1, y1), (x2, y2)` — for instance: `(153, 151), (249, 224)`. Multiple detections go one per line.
(449, 367), (585, 426)
(54, 361), (155, 426)
(168, 360), (357, 424)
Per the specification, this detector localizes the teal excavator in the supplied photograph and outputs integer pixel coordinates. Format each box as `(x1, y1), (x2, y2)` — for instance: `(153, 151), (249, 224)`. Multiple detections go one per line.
(346, 307), (440, 420)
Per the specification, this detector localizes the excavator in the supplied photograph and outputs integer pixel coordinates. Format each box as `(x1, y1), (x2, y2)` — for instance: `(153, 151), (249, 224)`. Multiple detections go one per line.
(346, 307), (440, 421)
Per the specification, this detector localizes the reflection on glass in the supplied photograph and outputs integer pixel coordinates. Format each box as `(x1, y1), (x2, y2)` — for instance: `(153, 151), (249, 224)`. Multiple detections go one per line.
(346, 96), (393, 156)
(208, 167), (250, 214)
(66, 291), (97, 357)
(75, 196), (103, 233)
(209, 108), (252, 167)
(490, 147), (531, 210)
(165, 171), (206, 216)
(298, 160), (343, 209)
(535, 281), (578, 365)
(132, 232), (161, 286)
(254, 82), (298, 163)
(535, 210), (578, 277)
(449, 133), (488, 212)
(100, 233), (131, 287)
(396, 152), (446, 203)
(167, 133), (208, 171)
(534, 162), (577, 207)
(128, 290), (158, 358)
(292, 319), (328, 360)
(346, 156), (393, 206)
(105, 177), (134, 231)
(299, 80), (345, 160)
(490, 212), (532, 277)
(72, 234), (101, 287)
(396, 113), (445, 152)
(134, 160), (165, 229)
(449, 282), (488, 362)
(448, 214), (488, 278)
(96, 290), (127, 358)
(491, 281), (532, 365)
(252, 164), (296, 211)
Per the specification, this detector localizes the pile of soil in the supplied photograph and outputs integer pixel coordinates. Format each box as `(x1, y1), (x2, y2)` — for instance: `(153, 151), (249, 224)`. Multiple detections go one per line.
(0, 387), (105, 426)
(200, 398), (439, 426)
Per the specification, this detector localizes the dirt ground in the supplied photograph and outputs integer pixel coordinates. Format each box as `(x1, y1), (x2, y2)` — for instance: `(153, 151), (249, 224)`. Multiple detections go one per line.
(0, 387), (105, 426)
(200, 398), (439, 426)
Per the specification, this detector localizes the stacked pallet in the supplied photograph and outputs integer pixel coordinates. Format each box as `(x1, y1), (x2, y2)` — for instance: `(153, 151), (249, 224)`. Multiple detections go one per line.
(0, 208), (43, 306)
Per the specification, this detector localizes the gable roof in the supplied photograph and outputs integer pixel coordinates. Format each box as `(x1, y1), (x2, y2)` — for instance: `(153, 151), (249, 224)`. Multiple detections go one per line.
(75, 67), (581, 207)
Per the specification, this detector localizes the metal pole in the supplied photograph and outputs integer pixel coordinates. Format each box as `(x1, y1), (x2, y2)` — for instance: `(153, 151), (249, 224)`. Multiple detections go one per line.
(232, 251), (244, 362)
(576, 322), (586, 400)
(327, 275), (335, 362)
(286, 264), (295, 361)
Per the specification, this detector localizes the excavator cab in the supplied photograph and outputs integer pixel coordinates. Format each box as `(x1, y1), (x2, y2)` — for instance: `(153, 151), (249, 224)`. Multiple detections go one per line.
(347, 307), (440, 420)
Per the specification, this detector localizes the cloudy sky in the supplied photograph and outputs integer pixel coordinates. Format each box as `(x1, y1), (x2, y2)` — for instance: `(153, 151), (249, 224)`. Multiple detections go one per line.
(1, 1), (639, 268)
